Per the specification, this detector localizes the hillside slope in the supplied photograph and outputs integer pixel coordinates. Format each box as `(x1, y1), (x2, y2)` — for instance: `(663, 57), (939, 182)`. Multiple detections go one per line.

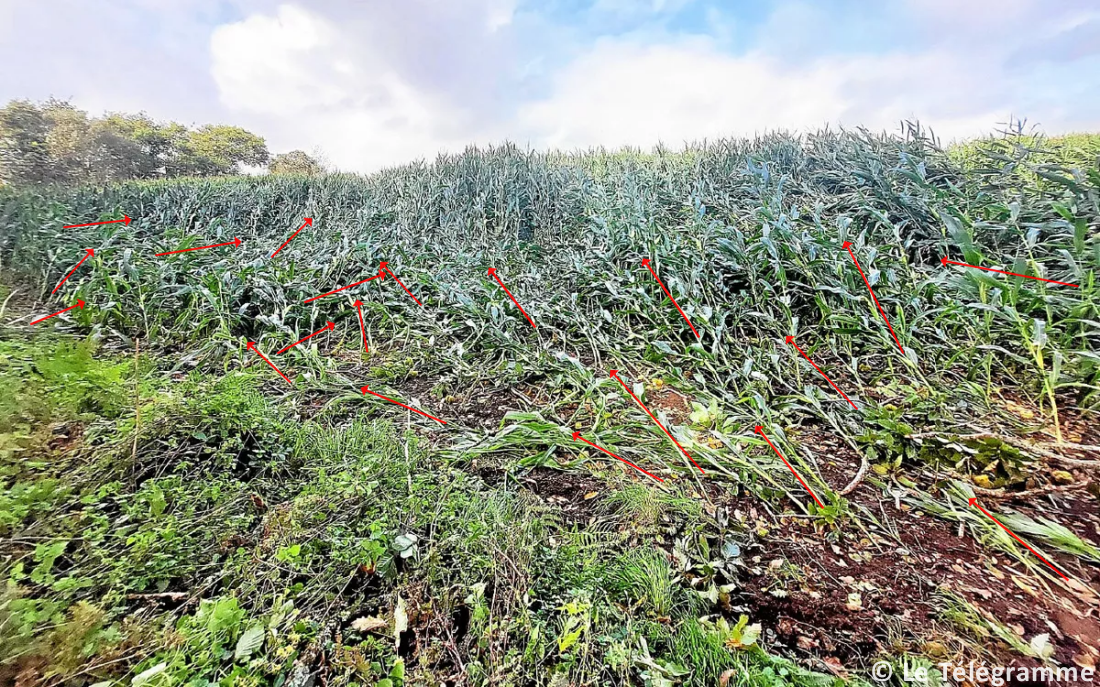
(1, 126), (1098, 686)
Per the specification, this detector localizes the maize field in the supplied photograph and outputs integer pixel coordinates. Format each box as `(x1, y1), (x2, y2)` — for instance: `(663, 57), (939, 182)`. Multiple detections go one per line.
(1, 125), (1098, 686)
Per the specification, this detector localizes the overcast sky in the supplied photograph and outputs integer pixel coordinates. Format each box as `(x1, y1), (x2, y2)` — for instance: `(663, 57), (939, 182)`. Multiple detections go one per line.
(2, 0), (1098, 172)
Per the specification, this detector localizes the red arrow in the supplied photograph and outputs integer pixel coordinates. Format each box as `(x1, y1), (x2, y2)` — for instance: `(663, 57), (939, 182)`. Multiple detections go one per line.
(276, 321), (334, 354)
(361, 385), (446, 425)
(843, 242), (904, 354)
(63, 214), (131, 228)
(786, 336), (858, 410)
(610, 370), (704, 473)
(380, 262), (422, 306)
(642, 258), (700, 340)
(156, 237), (241, 256)
(754, 426), (825, 508)
(51, 248), (94, 294)
(303, 273), (382, 304)
(246, 342), (293, 385)
(31, 299), (85, 325)
(488, 268), (535, 328)
(968, 498), (1069, 580)
(353, 300), (368, 352)
(573, 431), (663, 483)
(271, 217), (312, 258)
(941, 256), (1078, 288)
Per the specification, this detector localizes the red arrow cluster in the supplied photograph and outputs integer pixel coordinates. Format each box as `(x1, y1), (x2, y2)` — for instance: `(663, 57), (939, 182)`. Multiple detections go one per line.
(270, 260), (421, 388)
(303, 262), (421, 306)
(49, 213), (136, 313)
(59, 208), (1089, 580)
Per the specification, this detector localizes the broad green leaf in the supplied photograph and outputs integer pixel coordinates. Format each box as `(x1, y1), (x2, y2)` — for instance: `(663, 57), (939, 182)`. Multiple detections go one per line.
(235, 624), (265, 662)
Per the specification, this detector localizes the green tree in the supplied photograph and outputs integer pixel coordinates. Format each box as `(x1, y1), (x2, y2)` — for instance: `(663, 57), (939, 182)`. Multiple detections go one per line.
(179, 125), (270, 176)
(84, 120), (156, 182)
(268, 150), (325, 176)
(98, 113), (185, 178)
(0, 98), (272, 185)
(0, 100), (54, 185)
(38, 102), (152, 183)
(41, 100), (92, 182)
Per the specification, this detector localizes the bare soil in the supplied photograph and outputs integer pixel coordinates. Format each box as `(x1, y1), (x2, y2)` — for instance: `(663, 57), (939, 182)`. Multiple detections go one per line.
(649, 387), (692, 425)
(725, 423), (1100, 678)
(520, 466), (604, 524)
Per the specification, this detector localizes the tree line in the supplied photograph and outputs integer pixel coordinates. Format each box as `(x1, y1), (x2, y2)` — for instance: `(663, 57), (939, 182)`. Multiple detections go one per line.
(0, 99), (326, 186)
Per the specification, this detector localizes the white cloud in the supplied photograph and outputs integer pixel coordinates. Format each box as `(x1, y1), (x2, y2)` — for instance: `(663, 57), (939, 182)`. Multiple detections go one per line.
(902, 0), (1100, 49)
(4, 0), (1098, 175)
(518, 37), (1013, 151)
(591, 0), (696, 19)
(520, 40), (835, 148)
(486, 0), (516, 31)
(210, 3), (493, 171)
(212, 5), (345, 114)
(904, 0), (1035, 27)
(203, 1), (1099, 172)
(0, 0), (230, 124)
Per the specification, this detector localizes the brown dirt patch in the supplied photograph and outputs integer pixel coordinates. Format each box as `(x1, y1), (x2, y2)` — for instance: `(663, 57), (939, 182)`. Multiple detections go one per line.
(446, 382), (520, 430)
(996, 388), (1100, 447)
(520, 467), (604, 524)
(472, 462), (507, 487)
(1042, 494), (1100, 543)
(726, 424), (1100, 674)
(0, 279), (51, 328)
(1060, 404), (1100, 446)
(649, 388), (692, 425)
(46, 421), (84, 453)
(788, 424), (868, 498)
(1010, 493), (1100, 590)
(392, 374), (435, 400)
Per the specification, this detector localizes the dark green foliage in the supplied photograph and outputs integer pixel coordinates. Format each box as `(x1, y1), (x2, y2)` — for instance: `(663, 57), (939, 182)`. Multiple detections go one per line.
(0, 337), (131, 464)
(183, 125), (270, 176)
(0, 99), (271, 186)
(0, 100), (55, 185)
(269, 150), (326, 176)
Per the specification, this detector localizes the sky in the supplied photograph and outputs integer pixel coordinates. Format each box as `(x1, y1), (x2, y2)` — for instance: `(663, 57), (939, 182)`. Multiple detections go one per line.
(1, 0), (1099, 173)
